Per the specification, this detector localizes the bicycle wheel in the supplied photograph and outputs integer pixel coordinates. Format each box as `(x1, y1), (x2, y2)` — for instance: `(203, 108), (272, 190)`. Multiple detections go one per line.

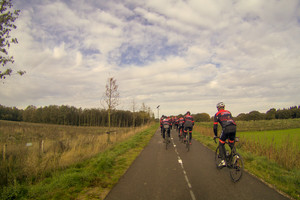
(215, 146), (222, 169)
(179, 129), (183, 143)
(186, 130), (190, 152)
(229, 152), (243, 182)
(165, 131), (169, 150)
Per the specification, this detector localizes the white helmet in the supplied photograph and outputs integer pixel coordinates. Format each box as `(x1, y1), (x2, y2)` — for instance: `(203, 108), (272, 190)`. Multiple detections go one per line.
(216, 102), (225, 109)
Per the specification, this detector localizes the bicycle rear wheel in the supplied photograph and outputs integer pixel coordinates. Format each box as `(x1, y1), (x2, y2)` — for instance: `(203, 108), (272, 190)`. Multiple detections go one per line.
(215, 146), (222, 169)
(165, 135), (168, 150)
(180, 129), (184, 143)
(229, 153), (243, 182)
(186, 130), (190, 152)
(165, 131), (169, 150)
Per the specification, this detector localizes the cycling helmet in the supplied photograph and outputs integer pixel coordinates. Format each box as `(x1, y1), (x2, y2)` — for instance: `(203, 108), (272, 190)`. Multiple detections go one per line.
(216, 102), (225, 109)
(186, 111), (190, 115)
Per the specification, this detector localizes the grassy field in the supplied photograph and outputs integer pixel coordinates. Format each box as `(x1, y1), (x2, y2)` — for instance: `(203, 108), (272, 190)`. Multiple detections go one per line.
(239, 129), (299, 169)
(0, 122), (158, 200)
(193, 119), (300, 200)
(0, 120), (150, 189)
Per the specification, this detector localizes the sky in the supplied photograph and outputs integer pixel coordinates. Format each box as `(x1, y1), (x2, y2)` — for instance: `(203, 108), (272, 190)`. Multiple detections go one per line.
(1, 0), (300, 118)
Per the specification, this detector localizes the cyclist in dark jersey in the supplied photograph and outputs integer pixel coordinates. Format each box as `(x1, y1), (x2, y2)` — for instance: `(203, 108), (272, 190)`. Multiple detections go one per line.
(183, 111), (194, 144)
(162, 116), (171, 141)
(213, 102), (237, 168)
(178, 116), (185, 138)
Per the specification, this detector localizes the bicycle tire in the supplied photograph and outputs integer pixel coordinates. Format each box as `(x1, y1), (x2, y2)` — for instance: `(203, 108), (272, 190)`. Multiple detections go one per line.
(229, 152), (243, 182)
(179, 129), (183, 143)
(165, 130), (169, 150)
(186, 130), (190, 152)
(214, 146), (222, 168)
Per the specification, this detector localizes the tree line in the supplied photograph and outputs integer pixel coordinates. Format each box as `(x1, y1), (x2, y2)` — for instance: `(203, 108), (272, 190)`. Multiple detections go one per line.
(183, 106), (300, 122)
(0, 104), (154, 127)
(235, 106), (300, 121)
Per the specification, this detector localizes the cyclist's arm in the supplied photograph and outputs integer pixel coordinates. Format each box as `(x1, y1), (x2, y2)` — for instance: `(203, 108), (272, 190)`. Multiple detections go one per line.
(213, 115), (218, 136)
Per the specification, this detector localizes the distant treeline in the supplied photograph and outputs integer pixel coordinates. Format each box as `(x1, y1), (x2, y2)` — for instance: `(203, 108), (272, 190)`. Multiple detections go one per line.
(192, 106), (300, 122)
(0, 105), (154, 127)
(235, 106), (300, 121)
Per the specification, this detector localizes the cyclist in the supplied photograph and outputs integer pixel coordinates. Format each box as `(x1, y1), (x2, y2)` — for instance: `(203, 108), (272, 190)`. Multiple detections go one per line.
(174, 116), (179, 131)
(178, 116), (185, 138)
(162, 116), (171, 142)
(213, 102), (237, 168)
(160, 115), (165, 135)
(183, 111), (194, 144)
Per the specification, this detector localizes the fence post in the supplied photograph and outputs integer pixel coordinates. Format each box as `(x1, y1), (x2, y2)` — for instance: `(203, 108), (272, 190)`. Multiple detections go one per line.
(39, 140), (44, 155)
(106, 131), (111, 143)
(3, 144), (7, 161)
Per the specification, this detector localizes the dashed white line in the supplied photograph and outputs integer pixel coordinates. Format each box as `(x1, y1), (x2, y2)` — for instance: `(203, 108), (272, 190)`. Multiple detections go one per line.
(172, 138), (196, 200)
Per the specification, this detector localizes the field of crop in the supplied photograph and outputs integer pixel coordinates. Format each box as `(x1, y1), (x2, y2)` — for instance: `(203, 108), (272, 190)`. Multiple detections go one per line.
(0, 120), (151, 188)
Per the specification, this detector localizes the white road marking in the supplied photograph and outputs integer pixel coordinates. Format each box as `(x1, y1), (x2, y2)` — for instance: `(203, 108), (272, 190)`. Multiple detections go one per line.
(172, 137), (196, 200)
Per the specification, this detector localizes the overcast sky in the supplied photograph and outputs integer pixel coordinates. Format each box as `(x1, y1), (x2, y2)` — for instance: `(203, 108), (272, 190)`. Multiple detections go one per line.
(1, 0), (300, 117)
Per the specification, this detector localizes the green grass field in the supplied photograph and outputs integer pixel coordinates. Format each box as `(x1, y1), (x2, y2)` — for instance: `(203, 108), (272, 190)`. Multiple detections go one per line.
(239, 128), (300, 150)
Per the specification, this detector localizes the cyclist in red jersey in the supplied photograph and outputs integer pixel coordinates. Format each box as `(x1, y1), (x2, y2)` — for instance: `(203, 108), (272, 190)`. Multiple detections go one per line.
(178, 116), (185, 137)
(183, 111), (194, 144)
(213, 102), (237, 168)
(162, 116), (171, 141)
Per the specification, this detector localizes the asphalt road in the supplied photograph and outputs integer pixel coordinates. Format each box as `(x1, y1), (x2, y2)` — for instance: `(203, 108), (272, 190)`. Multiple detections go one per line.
(105, 128), (289, 200)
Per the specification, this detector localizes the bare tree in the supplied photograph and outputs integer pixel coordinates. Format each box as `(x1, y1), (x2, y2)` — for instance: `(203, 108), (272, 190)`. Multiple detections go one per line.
(101, 77), (120, 140)
(131, 98), (137, 128)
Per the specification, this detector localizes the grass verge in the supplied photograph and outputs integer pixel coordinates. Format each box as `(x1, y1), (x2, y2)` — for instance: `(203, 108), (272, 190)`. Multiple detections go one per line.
(0, 123), (158, 200)
(193, 131), (300, 200)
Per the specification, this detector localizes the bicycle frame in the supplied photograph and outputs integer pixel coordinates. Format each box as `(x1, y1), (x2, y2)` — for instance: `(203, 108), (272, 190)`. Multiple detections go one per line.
(214, 137), (243, 182)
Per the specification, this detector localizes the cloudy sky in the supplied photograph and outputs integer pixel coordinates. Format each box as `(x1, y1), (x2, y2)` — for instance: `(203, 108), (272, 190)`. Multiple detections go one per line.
(1, 0), (300, 117)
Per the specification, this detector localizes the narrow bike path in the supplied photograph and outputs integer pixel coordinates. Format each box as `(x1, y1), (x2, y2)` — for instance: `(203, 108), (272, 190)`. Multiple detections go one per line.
(105, 128), (289, 200)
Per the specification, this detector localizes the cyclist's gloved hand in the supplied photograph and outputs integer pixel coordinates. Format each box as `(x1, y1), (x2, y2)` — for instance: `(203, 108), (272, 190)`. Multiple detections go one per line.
(213, 136), (217, 143)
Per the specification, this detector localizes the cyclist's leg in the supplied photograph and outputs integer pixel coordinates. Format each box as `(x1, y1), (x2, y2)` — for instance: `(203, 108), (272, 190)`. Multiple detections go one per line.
(163, 128), (166, 139)
(219, 130), (227, 160)
(180, 126), (183, 137)
(227, 125), (236, 150)
(167, 127), (170, 137)
(183, 126), (187, 140)
(189, 127), (193, 141)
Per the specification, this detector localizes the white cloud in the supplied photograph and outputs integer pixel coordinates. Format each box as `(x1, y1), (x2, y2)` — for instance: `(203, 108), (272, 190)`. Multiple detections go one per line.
(1, 0), (300, 117)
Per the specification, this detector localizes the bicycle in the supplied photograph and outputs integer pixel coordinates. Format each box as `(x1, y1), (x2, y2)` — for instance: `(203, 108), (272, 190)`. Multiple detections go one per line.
(178, 127), (184, 143)
(163, 124), (170, 150)
(185, 129), (190, 152)
(214, 137), (243, 182)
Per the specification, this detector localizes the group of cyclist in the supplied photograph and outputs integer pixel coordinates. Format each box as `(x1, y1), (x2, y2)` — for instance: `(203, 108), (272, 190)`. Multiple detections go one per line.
(159, 102), (237, 168)
(160, 111), (195, 145)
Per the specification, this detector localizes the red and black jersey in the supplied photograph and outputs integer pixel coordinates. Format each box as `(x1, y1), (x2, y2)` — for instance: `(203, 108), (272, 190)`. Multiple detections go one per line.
(162, 117), (171, 125)
(178, 117), (184, 126)
(213, 109), (236, 135)
(184, 114), (194, 127)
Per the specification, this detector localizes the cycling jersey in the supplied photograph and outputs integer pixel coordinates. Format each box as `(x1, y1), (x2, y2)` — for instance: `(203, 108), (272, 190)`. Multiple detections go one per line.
(184, 114), (194, 128)
(213, 109), (236, 136)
